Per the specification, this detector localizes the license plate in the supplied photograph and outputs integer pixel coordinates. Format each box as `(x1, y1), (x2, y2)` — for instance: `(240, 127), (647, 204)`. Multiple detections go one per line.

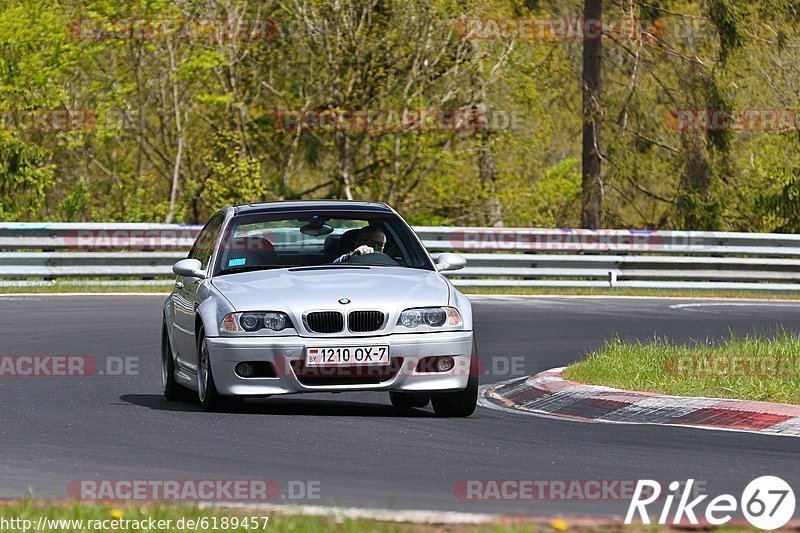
(305, 345), (390, 366)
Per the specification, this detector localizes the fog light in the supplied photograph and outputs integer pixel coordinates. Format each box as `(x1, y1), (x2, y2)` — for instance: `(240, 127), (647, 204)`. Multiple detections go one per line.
(435, 356), (455, 372)
(235, 362), (255, 378)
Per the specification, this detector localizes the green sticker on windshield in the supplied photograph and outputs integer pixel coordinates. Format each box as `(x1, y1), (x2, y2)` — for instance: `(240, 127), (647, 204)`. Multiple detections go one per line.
(228, 257), (246, 267)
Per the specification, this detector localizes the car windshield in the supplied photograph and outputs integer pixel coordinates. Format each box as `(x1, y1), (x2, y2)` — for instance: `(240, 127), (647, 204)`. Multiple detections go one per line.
(213, 210), (433, 276)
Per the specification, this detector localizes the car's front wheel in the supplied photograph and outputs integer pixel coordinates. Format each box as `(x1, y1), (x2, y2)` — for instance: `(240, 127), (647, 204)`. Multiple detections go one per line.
(197, 326), (223, 411)
(431, 342), (479, 417)
(197, 326), (243, 412)
(389, 391), (430, 409)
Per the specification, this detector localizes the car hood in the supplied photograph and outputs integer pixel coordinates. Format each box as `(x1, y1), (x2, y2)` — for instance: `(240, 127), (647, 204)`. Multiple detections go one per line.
(211, 266), (450, 313)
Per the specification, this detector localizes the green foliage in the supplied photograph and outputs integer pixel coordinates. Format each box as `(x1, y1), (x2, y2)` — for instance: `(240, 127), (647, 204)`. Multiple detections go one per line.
(500, 158), (581, 227)
(758, 169), (800, 233)
(200, 134), (269, 210)
(707, 0), (747, 61)
(0, 0), (798, 234)
(0, 133), (54, 219)
(56, 177), (90, 221)
(675, 185), (724, 230)
(704, 74), (733, 153)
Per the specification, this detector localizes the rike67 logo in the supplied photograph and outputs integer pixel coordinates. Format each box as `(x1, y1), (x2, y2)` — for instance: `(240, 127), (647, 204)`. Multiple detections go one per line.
(626, 477), (796, 530)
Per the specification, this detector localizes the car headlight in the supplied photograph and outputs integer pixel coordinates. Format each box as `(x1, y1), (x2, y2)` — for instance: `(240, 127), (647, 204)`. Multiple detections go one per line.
(397, 307), (462, 328)
(220, 312), (292, 333)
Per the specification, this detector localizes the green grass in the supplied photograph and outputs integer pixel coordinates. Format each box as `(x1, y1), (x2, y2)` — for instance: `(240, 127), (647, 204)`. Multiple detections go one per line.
(0, 283), (170, 294)
(0, 500), (485, 533)
(0, 500), (629, 532)
(0, 500), (769, 532)
(460, 286), (800, 300)
(563, 331), (800, 405)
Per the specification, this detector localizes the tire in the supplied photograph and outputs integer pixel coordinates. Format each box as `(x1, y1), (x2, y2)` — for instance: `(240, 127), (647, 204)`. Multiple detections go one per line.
(431, 342), (479, 418)
(197, 326), (223, 411)
(196, 326), (242, 412)
(389, 391), (431, 409)
(162, 322), (191, 401)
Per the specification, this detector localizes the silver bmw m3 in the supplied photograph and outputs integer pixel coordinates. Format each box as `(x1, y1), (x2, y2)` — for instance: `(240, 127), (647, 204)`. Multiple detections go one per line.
(162, 201), (478, 416)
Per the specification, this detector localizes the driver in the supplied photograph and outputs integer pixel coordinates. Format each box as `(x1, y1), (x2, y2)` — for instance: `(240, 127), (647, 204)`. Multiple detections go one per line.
(333, 227), (386, 264)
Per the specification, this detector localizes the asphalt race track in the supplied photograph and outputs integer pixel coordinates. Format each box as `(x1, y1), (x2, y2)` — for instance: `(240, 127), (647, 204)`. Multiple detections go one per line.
(1, 295), (799, 518)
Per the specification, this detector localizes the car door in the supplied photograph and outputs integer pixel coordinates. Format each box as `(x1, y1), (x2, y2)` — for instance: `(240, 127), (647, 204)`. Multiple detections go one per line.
(172, 213), (224, 371)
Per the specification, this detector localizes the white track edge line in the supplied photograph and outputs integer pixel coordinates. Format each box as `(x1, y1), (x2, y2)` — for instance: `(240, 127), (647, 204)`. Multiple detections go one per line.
(197, 501), (498, 524)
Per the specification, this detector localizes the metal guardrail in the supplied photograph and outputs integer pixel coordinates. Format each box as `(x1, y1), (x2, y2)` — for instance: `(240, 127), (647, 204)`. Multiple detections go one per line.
(1, 223), (799, 290)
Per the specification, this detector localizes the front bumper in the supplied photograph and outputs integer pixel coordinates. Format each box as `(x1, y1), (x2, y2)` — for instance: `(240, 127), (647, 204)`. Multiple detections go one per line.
(205, 331), (474, 395)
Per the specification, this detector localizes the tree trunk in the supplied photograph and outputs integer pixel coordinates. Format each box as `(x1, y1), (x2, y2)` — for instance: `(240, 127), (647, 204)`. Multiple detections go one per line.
(581, 0), (603, 229)
(337, 133), (354, 200)
(165, 43), (183, 224)
(479, 138), (502, 227)
(676, 131), (716, 230)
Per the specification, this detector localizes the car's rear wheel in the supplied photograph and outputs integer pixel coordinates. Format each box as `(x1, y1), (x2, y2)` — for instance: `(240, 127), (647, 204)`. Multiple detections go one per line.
(431, 342), (479, 418)
(389, 391), (430, 409)
(162, 322), (191, 401)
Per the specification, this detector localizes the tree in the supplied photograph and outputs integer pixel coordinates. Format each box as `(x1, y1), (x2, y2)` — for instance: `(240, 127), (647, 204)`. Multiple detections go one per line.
(581, 0), (603, 229)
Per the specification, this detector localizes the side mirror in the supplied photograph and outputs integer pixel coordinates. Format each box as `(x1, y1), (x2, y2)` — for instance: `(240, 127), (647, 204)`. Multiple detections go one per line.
(435, 253), (467, 272)
(173, 258), (206, 279)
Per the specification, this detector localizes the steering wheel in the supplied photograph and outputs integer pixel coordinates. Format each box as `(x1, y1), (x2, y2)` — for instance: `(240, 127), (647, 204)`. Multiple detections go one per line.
(346, 252), (399, 266)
